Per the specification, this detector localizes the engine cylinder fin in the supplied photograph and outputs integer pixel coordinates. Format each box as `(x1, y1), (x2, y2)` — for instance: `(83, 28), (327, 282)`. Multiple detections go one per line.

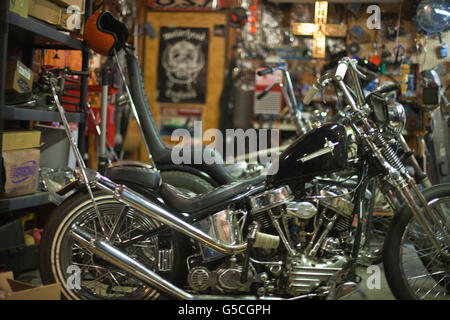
(287, 266), (343, 294)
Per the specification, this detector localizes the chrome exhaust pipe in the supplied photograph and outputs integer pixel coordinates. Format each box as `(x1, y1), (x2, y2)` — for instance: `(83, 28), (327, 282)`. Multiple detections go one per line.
(70, 225), (283, 301)
(93, 173), (248, 255)
(70, 225), (194, 300)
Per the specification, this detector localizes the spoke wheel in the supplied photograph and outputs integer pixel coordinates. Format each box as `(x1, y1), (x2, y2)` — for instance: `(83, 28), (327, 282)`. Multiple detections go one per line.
(384, 184), (450, 300)
(40, 191), (187, 300)
(398, 196), (449, 299)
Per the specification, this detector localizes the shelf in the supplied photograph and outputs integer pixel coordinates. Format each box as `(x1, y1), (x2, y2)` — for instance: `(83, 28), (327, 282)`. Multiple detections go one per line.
(0, 192), (51, 214)
(6, 11), (84, 50)
(4, 105), (85, 123)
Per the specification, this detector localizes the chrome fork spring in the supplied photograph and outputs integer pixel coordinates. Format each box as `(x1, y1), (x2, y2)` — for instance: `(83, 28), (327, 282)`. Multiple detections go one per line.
(373, 133), (406, 173)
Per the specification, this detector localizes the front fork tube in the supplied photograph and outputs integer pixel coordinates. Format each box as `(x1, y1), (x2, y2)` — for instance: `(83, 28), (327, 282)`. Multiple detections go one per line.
(360, 129), (449, 258)
(394, 177), (450, 259)
(398, 135), (432, 188)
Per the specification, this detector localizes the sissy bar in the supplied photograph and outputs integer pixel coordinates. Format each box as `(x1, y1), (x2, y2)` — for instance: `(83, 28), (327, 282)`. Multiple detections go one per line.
(44, 69), (109, 239)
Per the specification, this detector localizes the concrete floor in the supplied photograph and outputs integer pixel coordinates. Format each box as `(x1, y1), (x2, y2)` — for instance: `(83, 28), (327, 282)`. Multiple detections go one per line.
(343, 264), (395, 300)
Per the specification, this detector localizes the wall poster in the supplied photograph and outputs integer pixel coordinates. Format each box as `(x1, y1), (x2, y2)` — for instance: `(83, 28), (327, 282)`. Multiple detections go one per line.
(157, 27), (209, 104)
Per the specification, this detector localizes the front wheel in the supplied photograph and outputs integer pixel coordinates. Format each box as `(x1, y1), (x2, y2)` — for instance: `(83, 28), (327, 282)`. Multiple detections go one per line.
(40, 190), (189, 300)
(383, 183), (450, 300)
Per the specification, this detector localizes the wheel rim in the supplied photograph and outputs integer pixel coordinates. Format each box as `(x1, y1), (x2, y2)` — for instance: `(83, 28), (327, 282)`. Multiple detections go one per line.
(398, 195), (450, 300)
(51, 195), (169, 300)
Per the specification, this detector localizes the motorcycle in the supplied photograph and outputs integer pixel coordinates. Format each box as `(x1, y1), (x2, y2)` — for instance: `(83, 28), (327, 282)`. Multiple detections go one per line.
(39, 56), (449, 300)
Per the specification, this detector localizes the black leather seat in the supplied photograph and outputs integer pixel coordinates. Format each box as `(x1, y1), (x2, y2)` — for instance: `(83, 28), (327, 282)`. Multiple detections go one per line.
(104, 163), (266, 214)
(125, 51), (241, 185)
(159, 179), (261, 213)
(105, 165), (161, 189)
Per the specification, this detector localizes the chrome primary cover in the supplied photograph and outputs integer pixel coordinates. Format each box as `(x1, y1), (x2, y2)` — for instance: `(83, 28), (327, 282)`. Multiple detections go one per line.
(249, 186), (294, 214)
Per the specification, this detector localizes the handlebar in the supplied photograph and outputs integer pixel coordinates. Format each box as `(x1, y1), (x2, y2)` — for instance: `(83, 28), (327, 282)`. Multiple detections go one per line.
(42, 67), (89, 78)
(303, 84), (320, 105)
(373, 83), (401, 95)
(257, 67), (274, 76)
(256, 63), (311, 135)
(356, 65), (377, 80)
(256, 82), (278, 100)
(65, 68), (89, 77)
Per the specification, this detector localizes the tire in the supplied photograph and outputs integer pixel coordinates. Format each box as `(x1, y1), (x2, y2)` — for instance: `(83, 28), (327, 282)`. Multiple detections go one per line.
(383, 183), (450, 300)
(160, 170), (215, 196)
(40, 190), (189, 300)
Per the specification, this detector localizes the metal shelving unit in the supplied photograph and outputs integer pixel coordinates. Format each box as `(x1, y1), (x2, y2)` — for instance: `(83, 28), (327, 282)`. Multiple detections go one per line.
(4, 105), (85, 123)
(0, 1), (93, 213)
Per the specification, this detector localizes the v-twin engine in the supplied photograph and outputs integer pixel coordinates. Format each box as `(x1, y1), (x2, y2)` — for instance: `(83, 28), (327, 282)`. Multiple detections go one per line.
(184, 185), (356, 297)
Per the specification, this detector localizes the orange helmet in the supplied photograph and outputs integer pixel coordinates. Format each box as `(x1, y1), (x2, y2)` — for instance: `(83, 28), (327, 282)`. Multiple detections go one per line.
(84, 11), (129, 56)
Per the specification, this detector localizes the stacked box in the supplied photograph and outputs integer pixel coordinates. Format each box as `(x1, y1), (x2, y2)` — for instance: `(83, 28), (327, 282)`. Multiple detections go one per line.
(2, 131), (41, 197)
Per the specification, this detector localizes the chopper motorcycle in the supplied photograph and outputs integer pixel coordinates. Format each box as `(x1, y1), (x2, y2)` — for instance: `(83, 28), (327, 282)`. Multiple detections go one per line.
(39, 51), (449, 300)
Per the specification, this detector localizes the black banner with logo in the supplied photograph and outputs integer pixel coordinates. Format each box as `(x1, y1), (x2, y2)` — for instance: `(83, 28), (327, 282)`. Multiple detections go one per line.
(157, 27), (209, 104)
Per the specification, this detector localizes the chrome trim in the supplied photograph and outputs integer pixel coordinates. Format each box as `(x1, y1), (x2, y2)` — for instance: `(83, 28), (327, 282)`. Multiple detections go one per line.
(94, 173), (248, 255)
(268, 209), (296, 256)
(249, 186), (294, 214)
(286, 201), (317, 220)
(69, 226), (284, 300)
(299, 138), (339, 163)
(319, 190), (354, 217)
(70, 225), (194, 300)
(386, 101), (406, 135)
(327, 282), (358, 300)
(107, 160), (155, 170)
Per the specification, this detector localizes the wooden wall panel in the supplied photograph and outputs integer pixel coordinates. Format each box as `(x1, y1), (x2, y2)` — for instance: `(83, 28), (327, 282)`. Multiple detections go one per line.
(143, 11), (227, 147)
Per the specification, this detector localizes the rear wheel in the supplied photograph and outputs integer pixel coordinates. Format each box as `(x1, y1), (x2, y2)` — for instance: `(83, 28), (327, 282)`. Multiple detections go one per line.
(383, 183), (450, 300)
(40, 190), (188, 300)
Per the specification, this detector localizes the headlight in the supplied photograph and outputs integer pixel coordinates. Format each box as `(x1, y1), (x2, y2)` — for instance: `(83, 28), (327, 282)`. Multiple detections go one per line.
(386, 102), (406, 135)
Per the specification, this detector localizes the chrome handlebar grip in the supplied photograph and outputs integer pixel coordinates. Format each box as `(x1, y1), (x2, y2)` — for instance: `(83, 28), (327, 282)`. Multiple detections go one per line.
(303, 84), (320, 105)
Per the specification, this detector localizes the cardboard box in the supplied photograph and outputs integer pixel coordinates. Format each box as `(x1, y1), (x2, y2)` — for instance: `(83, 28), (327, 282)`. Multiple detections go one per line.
(2, 131), (41, 152)
(50, 0), (84, 10)
(2, 149), (40, 197)
(59, 11), (84, 34)
(0, 272), (60, 300)
(28, 0), (61, 25)
(5, 60), (33, 94)
(9, 0), (29, 18)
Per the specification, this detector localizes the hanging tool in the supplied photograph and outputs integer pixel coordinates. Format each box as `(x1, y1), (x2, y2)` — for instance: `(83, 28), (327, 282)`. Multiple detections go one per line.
(438, 33), (448, 58)
(369, 42), (381, 67)
(415, 33), (426, 53)
(393, 44), (405, 65)
(228, 7), (248, 28)
(348, 42), (360, 55)
(399, 63), (410, 96)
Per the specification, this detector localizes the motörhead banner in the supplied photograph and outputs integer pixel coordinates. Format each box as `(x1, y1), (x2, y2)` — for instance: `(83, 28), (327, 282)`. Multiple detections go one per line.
(157, 27), (209, 104)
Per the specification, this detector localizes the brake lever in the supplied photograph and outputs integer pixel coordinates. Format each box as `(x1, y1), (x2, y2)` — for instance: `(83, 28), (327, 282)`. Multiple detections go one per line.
(351, 62), (368, 81)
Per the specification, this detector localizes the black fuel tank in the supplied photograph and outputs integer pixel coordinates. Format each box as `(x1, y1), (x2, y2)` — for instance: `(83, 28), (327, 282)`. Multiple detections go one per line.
(267, 123), (348, 185)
